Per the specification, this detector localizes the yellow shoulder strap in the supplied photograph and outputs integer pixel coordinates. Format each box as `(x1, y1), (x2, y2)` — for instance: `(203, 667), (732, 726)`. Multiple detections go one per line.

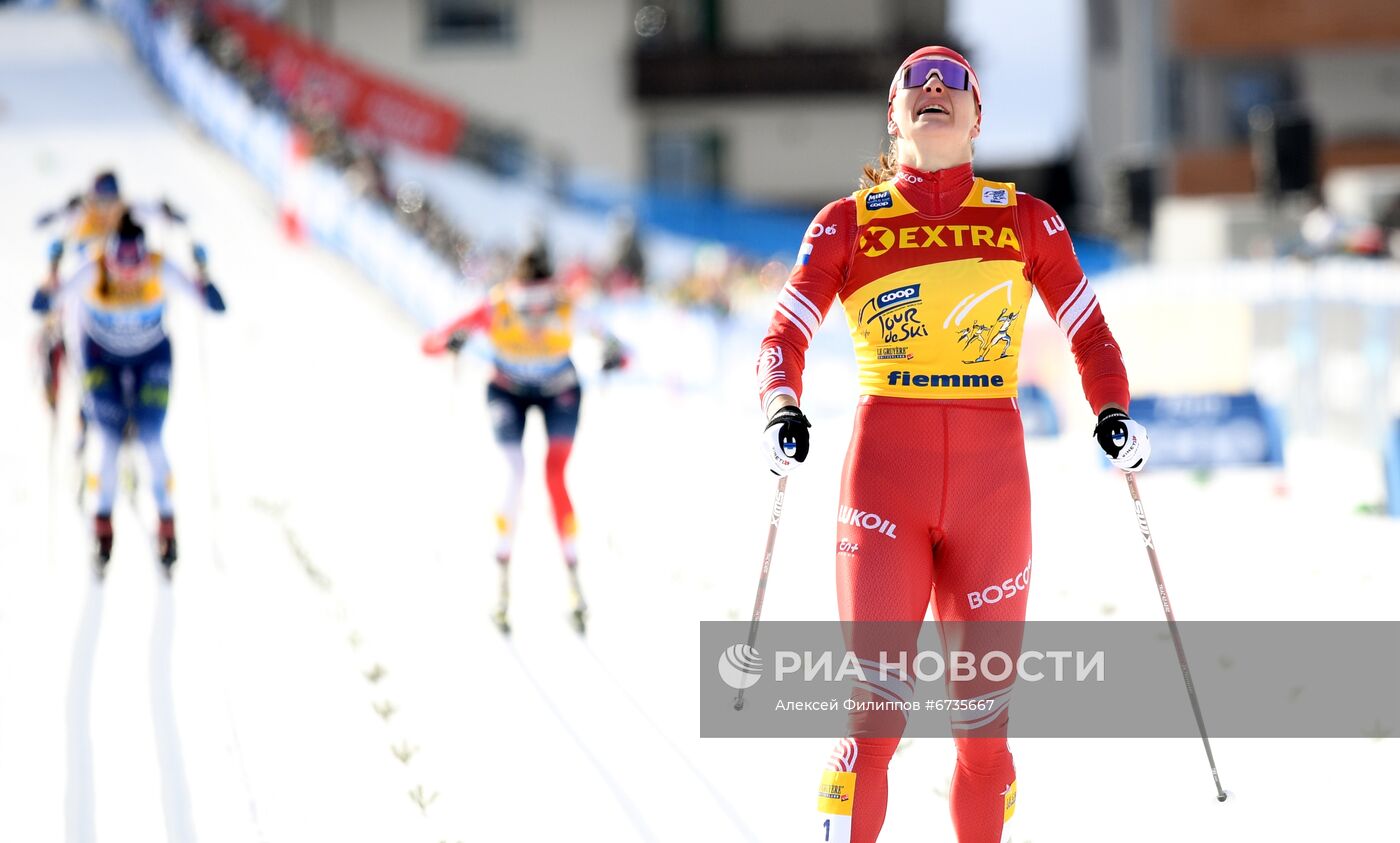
(852, 182), (919, 226)
(960, 178), (1019, 208)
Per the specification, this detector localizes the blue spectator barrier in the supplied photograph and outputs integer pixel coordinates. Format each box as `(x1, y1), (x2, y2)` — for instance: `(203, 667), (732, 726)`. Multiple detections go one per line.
(102, 0), (465, 328)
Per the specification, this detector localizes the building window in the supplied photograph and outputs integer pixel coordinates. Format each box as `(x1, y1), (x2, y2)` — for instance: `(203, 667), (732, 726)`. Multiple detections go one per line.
(1086, 0), (1119, 57)
(425, 0), (516, 45)
(1168, 58), (1296, 145)
(887, 0), (948, 52)
(635, 0), (720, 51)
(648, 128), (724, 194)
(1223, 64), (1295, 141)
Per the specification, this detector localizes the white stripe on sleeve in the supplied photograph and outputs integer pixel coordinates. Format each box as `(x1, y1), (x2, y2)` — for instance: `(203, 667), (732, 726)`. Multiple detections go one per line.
(1056, 282), (1096, 337)
(777, 286), (821, 339)
(784, 284), (825, 325)
(1054, 276), (1088, 325)
(775, 300), (813, 342)
(1066, 298), (1100, 342)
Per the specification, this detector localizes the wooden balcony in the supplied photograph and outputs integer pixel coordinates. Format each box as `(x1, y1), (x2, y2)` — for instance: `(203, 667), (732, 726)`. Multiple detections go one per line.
(1173, 0), (1400, 54)
(633, 45), (915, 99)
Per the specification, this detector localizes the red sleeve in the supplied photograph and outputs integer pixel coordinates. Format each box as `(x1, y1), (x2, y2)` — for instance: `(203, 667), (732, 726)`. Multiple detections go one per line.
(1016, 194), (1131, 413)
(421, 301), (492, 356)
(756, 198), (854, 414)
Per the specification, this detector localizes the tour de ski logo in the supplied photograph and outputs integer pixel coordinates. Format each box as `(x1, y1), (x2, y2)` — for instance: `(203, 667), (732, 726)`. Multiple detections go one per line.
(857, 282), (927, 344)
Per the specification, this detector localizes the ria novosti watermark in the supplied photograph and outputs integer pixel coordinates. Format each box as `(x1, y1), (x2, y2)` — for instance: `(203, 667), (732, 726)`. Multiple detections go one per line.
(701, 621), (1400, 738)
(719, 646), (1104, 690)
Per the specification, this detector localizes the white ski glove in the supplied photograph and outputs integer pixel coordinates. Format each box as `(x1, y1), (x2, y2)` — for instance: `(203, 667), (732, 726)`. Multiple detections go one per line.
(1094, 408), (1151, 472)
(763, 406), (811, 476)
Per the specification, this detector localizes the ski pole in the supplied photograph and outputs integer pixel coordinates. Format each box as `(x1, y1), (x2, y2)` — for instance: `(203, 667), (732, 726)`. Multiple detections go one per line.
(734, 475), (787, 711)
(195, 265), (225, 573)
(1125, 472), (1227, 801)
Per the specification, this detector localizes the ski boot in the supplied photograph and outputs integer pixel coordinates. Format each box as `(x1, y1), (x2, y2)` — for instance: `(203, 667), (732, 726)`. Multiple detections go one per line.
(93, 513), (113, 578)
(567, 565), (588, 636)
(157, 516), (177, 575)
(491, 556), (511, 635)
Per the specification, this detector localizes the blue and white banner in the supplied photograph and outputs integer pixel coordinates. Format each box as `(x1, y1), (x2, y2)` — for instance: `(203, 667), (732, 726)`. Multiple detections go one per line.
(1128, 393), (1284, 469)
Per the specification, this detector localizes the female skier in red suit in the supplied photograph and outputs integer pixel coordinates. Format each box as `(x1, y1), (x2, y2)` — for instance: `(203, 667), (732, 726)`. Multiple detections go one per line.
(756, 46), (1151, 842)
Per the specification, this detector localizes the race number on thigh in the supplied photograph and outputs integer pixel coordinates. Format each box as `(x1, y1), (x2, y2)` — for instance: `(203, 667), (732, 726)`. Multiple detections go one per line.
(816, 770), (855, 842)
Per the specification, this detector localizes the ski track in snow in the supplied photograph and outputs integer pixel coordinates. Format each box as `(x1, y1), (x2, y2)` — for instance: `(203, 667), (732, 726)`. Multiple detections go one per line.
(0, 8), (1397, 842)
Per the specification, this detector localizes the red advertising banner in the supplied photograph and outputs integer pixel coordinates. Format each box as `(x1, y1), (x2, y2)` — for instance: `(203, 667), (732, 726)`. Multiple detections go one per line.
(205, 1), (465, 154)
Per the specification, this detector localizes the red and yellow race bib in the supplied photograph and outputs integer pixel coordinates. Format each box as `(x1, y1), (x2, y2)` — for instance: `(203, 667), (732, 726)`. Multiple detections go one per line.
(841, 179), (1030, 399)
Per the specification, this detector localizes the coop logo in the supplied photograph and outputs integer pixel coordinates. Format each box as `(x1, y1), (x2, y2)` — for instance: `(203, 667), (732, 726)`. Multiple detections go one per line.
(866, 190), (893, 210)
(717, 643), (764, 690)
(967, 560), (1032, 610)
(897, 172), (924, 184)
(859, 225), (1022, 258)
(859, 226), (896, 257)
(869, 283), (921, 314)
(837, 506), (897, 539)
(881, 285), (917, 305)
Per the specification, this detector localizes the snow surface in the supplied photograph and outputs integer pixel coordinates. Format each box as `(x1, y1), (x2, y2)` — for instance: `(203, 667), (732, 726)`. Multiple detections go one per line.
(0, 8), (1396, 842)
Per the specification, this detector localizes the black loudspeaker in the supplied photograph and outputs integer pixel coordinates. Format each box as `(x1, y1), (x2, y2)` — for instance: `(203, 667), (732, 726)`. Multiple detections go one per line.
(1272, 112), (1317, 194)
(1250, 106), (1317, 197)
(1121, 165), (1155, 232)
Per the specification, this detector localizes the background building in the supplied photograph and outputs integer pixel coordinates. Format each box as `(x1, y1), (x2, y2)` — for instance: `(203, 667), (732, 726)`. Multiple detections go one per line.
(1084, 0), (1400, 259)
(277, 0), (1089, 211)
(246, 0), (1400, 259)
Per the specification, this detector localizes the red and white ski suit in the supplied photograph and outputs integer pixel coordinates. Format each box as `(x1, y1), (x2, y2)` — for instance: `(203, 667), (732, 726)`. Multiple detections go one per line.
(757, 162), (1131, 843)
